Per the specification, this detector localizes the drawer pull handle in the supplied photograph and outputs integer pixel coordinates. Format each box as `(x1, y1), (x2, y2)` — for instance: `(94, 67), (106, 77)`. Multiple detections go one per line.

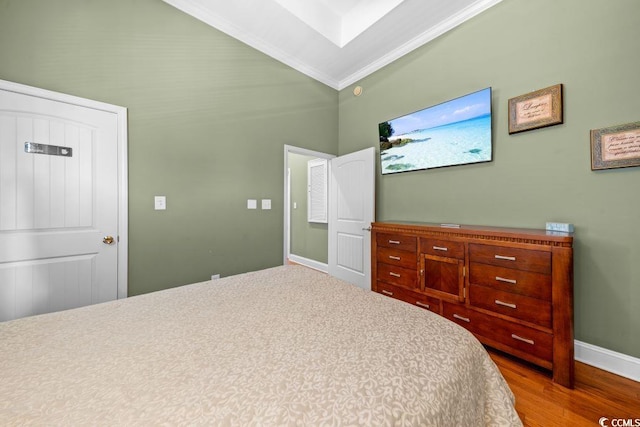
(389, 272), (401, 277)
(511, 334), (534, 345)
(495, 255), (516, 261)
(415, 301), (430, 309)
(382, 290), (393, 296)
(496, 276), (517, 284)
(388, 255), (401, 260)
(495, 299), (517, 309)
(433, 246), (448, 251)
(453, 313), (470, 323)
(388, 240), (401, 245)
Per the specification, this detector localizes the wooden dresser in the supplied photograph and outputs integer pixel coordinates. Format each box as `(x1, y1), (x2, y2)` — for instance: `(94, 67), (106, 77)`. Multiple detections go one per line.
(371, 221), (574, 388)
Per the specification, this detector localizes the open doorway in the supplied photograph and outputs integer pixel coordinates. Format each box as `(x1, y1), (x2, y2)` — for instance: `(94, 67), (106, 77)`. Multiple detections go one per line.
(283, 145), (376, 290)
(283, 145), (335, 272)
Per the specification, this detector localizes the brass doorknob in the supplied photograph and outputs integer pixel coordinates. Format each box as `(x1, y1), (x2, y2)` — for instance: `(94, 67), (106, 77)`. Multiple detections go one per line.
(103, 236), (115, 245)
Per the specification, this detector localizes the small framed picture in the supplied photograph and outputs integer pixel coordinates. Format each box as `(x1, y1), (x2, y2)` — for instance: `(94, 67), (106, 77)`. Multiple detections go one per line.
(508, 84), (563, 134)
(591, 121), (640, 170)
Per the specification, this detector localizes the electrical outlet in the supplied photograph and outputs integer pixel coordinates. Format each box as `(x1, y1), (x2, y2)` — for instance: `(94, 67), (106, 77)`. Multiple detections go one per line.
(211, 274), (220, 280)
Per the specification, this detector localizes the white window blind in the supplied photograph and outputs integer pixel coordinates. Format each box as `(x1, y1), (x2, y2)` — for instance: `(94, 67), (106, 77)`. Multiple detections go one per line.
(307, 158), (328, 223)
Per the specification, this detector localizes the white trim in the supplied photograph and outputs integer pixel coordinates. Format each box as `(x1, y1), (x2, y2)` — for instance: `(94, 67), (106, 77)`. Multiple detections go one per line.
(338, 0), (504, 89)
(575, 340), (640, 382)
(163, 0), (503, 90)
(115, 105), (129, 299)
(283, 145), (335, 266)
(288, 254), (328, 273)
(0, 79), (129, 299)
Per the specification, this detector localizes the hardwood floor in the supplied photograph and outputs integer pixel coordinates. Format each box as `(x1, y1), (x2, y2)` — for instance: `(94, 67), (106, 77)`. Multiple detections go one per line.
(489, 349), (640, 426)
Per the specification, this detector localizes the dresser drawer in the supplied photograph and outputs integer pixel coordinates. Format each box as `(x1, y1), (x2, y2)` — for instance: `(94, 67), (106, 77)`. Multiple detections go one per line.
(469, 262), (551, 300)
(376, 233), (417, 252)
(468, 284), (551, 328)
(421, 238), (464, 259)
(377, 246), (417, 269)
(377, 262), (418, 289)
(377, 282), (441, 314)
(469, 243), (551, 274)
(442, 302), (552, 362)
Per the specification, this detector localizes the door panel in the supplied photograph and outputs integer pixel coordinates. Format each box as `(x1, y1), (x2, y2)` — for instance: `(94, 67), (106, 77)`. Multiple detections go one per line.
(0, 256), (95, 321)
(336, 232), (364, 273)
(0, 86), (120, 321)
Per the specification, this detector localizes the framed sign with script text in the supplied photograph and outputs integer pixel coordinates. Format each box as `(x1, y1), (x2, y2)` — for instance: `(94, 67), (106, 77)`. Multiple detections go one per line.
(508, 84), (563, 134)
(591, 121), (640, 170)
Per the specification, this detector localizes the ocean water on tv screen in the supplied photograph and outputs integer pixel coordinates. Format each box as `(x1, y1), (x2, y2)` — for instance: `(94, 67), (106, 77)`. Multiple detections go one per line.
(381, 114), (491, 174)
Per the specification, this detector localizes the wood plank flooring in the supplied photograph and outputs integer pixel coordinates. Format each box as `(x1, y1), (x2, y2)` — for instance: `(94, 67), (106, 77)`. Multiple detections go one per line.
(489, 349), (640, 426)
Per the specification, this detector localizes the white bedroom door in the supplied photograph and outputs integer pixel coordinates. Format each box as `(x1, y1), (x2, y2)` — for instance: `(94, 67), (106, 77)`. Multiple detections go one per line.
(328, 147), (375, 290)
(0, 83), (123, 321)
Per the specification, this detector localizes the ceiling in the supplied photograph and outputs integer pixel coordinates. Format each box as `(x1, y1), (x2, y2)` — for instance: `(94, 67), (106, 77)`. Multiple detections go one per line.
(162, 0), (503, 90)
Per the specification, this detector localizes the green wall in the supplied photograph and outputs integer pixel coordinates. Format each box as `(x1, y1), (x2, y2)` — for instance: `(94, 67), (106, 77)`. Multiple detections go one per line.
(0, 0), (338, 295)
(338, 0), (640, 358)
(289, 153), (329, 264)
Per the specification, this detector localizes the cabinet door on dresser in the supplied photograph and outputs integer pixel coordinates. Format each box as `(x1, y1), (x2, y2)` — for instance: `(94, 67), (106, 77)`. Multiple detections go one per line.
(420, 238), (465, 302)
(375, 233), (418, 291)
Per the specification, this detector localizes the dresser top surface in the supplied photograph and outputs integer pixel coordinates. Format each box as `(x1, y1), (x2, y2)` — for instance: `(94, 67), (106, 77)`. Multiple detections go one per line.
(372, 221), (573, 244)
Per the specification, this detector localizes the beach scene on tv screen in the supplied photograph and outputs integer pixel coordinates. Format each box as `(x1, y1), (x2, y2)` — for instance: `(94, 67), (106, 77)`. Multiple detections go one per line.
(379, 88), (492, 174)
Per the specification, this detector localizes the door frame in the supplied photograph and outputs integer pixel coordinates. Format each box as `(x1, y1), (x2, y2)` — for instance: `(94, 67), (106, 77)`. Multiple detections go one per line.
(283, 144), (334, 270)
(0, 79), (129, 298)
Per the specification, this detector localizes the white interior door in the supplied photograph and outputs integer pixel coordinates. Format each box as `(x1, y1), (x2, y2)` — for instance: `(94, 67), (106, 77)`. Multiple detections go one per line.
(328, 147), (375, 290)
(0, 83), (125, 321)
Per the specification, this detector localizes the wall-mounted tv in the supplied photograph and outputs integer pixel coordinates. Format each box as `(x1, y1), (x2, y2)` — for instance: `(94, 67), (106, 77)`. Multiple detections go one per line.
(378, 87), (492, 175)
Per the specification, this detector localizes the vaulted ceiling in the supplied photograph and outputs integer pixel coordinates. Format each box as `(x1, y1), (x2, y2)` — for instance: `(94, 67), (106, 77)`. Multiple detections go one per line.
(162, 0), (503, 90)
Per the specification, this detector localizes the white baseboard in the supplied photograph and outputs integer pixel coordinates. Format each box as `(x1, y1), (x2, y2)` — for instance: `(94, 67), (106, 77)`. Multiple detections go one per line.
(288, 254), (328, 273)
(575, 340), (640, 382)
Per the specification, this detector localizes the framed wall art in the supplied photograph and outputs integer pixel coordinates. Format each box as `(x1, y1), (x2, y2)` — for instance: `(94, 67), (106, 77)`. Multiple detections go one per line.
(590, 121), (640, 170)
(508, 84), (563, 134)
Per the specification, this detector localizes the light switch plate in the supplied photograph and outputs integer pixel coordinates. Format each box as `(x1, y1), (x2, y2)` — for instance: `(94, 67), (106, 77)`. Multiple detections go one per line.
(261, 199), (271, 210)
(154, 196), (166, 210)
(247, 199), (257, 209)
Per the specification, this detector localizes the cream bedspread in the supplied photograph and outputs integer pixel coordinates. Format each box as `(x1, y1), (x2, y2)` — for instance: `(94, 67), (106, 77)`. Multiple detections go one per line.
(0, 265), (521, 426)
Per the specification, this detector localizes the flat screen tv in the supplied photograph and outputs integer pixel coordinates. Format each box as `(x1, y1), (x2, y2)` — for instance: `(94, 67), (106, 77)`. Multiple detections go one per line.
(378, 87), (492, 175)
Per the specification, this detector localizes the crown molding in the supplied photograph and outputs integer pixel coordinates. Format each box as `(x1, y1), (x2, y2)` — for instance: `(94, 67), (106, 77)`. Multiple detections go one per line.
(163, 0), (503, 91)
(337, 0), (503, 89)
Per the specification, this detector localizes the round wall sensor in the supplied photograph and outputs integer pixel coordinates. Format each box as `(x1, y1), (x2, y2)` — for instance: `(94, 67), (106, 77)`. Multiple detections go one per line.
(353, 86), (363, 96)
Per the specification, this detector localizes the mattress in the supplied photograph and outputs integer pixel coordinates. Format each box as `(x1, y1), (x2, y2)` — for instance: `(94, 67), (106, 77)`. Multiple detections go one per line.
(0, 265), (521, 426)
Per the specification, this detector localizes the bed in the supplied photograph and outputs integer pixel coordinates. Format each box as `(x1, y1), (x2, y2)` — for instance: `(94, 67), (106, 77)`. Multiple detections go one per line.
(0, 265), (521, 426)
